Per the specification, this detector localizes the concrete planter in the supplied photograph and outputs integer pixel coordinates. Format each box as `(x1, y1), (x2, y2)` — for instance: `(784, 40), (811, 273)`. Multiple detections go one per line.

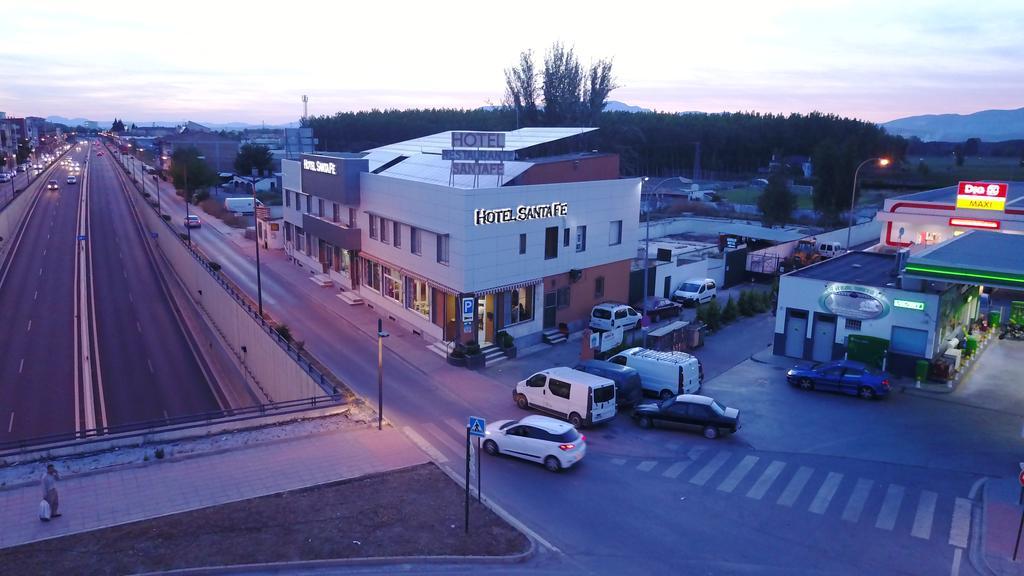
(465, 353), (486, 370)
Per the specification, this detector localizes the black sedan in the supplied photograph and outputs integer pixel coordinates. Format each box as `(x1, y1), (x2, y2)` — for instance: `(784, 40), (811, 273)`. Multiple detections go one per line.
(632, 394), (740, 439)
(637, 297), (683, 322)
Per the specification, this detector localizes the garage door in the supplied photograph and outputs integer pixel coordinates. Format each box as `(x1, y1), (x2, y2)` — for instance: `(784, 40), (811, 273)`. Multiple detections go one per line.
(784, 309), (808, 358)
(811, 314), (838, 362)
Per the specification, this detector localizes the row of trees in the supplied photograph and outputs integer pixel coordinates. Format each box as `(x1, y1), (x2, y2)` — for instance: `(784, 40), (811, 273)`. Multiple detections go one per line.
(167, 143), (275, 203)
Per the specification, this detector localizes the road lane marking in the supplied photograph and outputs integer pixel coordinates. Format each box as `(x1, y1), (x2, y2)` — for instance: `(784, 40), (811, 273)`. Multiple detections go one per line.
(403, 426), (448, 463)
(7, 412), (12, 433)
(128, 292), (133, 303)
(747, 460), (786, 500)
(42, 248), (46, 256)
(809, 472), (844, 515)
(137, 321), (143, 333)
(911, 490), (938, 540)
(951, 547), (962, 576)
(123, 269), (127, 279)
(163, 410), (169, 421)
(443, 418), (466, 436)
(777, 466), (814, 507)
(949, 497), (971, 547)
(875, 484), (905, 531)
(717, 455), (759, 493)
(34, 291), (37, 301)
(19, 358), (24, 373)
(422, 422), (463, 455)
(841, 478), (874, 523)
(26, 320), (31, 332)
(38, 267), (43, 276)
(662, 461), (694, 479)
(148, 358), (155, 374)
(610, 458), (626, 466)
(690, 452), (731, 486)
(636, 460), (657, 472)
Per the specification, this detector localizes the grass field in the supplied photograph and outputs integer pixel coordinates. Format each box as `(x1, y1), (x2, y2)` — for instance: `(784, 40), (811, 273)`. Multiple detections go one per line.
(908, 155), (1024, 185)
(718, 185), (815, 209)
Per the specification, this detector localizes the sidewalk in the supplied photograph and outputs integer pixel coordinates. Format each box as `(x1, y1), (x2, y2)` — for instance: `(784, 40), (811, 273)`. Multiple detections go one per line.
(0, 426), (426, 550)
(982, 478), (1024, 576)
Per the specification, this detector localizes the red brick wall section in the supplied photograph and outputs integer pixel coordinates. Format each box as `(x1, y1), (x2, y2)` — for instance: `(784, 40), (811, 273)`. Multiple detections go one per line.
(545, 260), (631, 332)
(516, 155), (620, 186)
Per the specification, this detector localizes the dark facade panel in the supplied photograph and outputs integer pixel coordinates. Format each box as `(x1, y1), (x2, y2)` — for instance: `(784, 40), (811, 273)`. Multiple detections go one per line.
(302, 213), (361, 251)
(300, 154), (366, 205)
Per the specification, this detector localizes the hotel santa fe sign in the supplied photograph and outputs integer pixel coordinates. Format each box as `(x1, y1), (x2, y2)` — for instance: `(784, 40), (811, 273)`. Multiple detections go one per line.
(956, 181), (1008, 211)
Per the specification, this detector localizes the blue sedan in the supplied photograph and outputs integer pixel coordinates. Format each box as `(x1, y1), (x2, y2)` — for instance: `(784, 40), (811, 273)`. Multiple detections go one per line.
(786, 360), (891, 400)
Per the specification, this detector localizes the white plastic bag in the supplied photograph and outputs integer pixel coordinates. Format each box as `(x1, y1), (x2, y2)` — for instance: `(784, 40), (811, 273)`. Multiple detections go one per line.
(39, 499), (51, 520)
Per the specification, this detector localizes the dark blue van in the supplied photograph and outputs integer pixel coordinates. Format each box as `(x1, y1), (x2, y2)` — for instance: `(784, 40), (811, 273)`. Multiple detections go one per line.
(574, 359), (643, 406)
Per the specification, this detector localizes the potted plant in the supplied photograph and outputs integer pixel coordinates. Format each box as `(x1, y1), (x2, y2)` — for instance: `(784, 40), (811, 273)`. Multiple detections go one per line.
(447, 343), (468, 367)
(497, 330), (517, 359)
(558, 322), (569, 336)
(464, 340), (486, 370)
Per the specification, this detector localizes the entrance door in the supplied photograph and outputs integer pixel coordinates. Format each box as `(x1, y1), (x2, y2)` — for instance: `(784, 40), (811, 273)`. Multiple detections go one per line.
(811, 314), (837, 362)
(784, 309), (808, 358)
(477, 296), (493, 344)
(543, 292), (557, 329)
(663, 276), (672, 299)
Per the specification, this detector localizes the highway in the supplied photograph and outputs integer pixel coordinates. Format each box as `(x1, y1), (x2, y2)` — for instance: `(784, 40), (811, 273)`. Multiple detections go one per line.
(0, 142), (222, 445)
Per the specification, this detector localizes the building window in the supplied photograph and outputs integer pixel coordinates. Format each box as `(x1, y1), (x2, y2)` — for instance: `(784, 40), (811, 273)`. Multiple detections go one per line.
(284, 221), (293, 242)
(368, 215), (377, 239)
(502, 285), (535, 326)
(296, 227), (305, 252)
(318, 198), (325, 217)
(563, 228), (570, 247)
(437, 234), (450, 265)
(545, 226), (559, 260)
(556, 286), (570, 309)
(361, 259), (380, 292)
(380, 218), (390, 244)
(285, 190), (291, 208)
(609, 220), (623, 245)
(411, 227), (421, 255)
(332, 203), (340, 223)
(576, 225), (587, 252)
(348, 207), (356, 227)
(305, 195), (311, 214)
(595, 276), (605, 298)
(405, 277), (430, 318)
(381, 266), (401, 302)
(393, 221), (402, 249)
(519, 233), (527, 255)
(845, 318), (862, 331)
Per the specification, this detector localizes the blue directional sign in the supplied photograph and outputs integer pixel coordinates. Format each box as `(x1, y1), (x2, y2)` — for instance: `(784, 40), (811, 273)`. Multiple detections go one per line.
(150, 232), (159, 239)
(468, 416), (486, 437)
(77, 234), (87, 241)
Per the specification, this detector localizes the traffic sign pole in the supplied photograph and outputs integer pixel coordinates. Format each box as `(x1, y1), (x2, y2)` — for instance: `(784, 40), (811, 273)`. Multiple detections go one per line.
(477, 436), (481, 503)
(464, 425), (470, 534)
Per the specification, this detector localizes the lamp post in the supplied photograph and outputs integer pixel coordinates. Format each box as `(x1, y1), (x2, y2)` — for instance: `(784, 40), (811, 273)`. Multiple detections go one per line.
(377, 319), (389, 431)
(640, 176), (683, 337)
(183, 155), (205, 247)
(847, 157), (890, 252)
(248, 168), (265, 317)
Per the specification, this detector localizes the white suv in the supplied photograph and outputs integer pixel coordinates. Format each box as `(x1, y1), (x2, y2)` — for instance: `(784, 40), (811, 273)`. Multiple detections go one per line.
(483, 415), (586, 472)
(590, 303), (641, 332)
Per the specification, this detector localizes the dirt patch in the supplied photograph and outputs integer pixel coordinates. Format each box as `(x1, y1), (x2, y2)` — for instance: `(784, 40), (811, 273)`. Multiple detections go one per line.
(0, 464), (528, 575)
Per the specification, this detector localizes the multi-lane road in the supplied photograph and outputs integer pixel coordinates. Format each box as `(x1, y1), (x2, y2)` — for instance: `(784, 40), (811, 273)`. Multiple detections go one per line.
(0, 141), (222, 445)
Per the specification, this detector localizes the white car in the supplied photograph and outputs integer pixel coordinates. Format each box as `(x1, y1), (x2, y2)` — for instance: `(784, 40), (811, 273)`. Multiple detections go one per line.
(483, 415), (587, 472)
(589, 302), (641, 332)
(672, 278), (717, 306)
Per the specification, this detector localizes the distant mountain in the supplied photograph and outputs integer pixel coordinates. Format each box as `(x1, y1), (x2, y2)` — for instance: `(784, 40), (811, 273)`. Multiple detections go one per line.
(46, 116), (99, 127)
(882, 107), (1024, 142)
(45, 116), (299, 130)
(604, 101), (651, 113)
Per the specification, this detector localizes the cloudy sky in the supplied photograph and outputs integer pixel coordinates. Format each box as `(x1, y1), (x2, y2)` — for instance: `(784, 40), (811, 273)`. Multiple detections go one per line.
(2, 0), (1021, 125)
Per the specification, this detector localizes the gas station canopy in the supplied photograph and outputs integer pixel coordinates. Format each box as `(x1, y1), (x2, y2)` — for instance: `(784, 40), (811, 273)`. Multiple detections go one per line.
(903, 230), (1024, 291)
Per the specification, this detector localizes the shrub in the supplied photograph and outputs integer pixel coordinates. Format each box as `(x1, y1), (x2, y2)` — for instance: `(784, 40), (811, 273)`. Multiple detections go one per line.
(154, 448), (165, 460)
(758, 290), (773, 313)
(721, 296), (739, 323)
(161, 214), (171, 221)
(496, 330), (513, 348)
(208, 261), (222, 272)
(449, 343), (467, 358)
(738, 290), (755, 316)
(705, 299), (722, 331)
(749, 290), (767, 313)
(465, 340), (481, 356)
(193, 190), (210, 204)
(275, 323), (292, 342)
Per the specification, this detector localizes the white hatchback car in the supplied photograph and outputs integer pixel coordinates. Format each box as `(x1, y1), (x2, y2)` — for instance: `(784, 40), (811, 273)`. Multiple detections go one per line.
(483, 415), (586, 472)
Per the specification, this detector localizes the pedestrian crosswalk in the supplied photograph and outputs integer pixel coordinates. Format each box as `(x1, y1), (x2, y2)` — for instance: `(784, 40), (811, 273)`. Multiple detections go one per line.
(403, 418), (977, 548)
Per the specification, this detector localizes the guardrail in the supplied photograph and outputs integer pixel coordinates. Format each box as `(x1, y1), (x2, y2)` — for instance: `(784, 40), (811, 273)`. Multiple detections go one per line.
(0, 394), (344, 457)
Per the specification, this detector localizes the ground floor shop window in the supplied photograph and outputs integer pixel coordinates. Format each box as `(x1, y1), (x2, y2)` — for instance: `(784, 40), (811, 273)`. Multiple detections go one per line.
(361, 259), (380, 292)
(502, 286), (535, 326)
(381, 265), (401, 302)
(406, 277), (430, 318)
(891, 326), (928, 356)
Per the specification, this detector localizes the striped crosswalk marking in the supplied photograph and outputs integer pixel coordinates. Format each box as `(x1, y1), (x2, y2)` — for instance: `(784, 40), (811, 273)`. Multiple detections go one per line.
(637, 460), (657, 472)
(444, 418), (467, 436)
(777, 466), (814, 507)
(808, 472), (844, 515)
(746, 461), (786, 500)
(663, 461), (694, 479)
(949, 497), (972, 548)
(875, 484), (905, 531)
(841, 479), (874, 523)
(610, 458), (626, 466)
(423, 422), (463, 455)
(717, 455), (759, 493)
(403, 426), (448, 463)
(690, 452), (731, 486)
(911, 490), (938, 540)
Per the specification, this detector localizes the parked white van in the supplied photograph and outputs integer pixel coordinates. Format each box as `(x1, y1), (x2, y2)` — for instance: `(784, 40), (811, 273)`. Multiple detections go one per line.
(514, 367), (617, 428)
(817, 241), (844, 259)
(672, 278), (717, 306)
(589, 303), (641, 332)
(607, 347), (703, 400)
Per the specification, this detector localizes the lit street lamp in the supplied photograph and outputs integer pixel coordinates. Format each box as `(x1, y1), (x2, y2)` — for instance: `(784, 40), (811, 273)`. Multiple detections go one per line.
(247, 168), (265, 317)
(183, 155), (206, 247)
(640, 176), (684, 339)
(847, 157), (890, 252)
(377, 319), (389, 431)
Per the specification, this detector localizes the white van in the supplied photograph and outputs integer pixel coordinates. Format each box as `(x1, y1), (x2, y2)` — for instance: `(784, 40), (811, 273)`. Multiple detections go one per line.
(607, 347), (703, 400)
(817, 241), (844, 259)
(672, 278), (717, 306)
(514, 367), (617, 428)
(590, 303), (641, 332)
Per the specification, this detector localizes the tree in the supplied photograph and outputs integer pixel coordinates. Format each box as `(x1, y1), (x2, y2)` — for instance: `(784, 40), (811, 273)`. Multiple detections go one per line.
(234, 143), (274, 179)
(757, 172), (797, 227)
(169, 146), (219, 201)
(953, 144), (965, 167)
(542, 42), (584, 126)
(963, 137), (981, 157)
(721, 296), (738, 323)
(583, 58), (618, 126)
(16, 138), (32, 164)
(504, 50), (540, 127)
(111, 118), (125, 133)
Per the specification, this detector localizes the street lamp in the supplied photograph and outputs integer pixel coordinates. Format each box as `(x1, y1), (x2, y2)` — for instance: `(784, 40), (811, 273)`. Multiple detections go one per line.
(183, 155), (206, 247)
(377, 319), (389, 431)
(847, 157), (890, 252)
(248, 168), (265, 317)
(640, 176), (684, 336)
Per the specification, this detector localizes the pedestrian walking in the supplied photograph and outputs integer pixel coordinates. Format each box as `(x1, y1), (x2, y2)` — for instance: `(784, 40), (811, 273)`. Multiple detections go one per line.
(40, 464), (61, 521)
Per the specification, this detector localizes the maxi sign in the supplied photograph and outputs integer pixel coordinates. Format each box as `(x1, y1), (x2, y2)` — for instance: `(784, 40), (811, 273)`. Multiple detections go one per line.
(474, 202), (568, 225)
(956, 181), (1008, 212)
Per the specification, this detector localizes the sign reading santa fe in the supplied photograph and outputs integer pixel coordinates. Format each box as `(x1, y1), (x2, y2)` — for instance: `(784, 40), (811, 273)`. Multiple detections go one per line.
(956, 181), (1008, 212)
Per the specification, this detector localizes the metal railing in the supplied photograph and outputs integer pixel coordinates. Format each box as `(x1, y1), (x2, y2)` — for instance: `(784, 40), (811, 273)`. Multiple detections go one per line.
(0, 394), (344, 456)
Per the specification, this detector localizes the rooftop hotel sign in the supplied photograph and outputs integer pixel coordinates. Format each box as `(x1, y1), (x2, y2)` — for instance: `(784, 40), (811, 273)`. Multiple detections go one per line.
(956, 181), (1007, 211)
(302, 158), (337, 175)
(475, 202), (568, 225)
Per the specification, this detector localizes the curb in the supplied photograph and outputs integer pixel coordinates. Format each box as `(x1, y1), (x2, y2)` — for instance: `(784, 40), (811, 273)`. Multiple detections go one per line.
(970, 477), (998, 576)
(136, 540), (536, 576)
